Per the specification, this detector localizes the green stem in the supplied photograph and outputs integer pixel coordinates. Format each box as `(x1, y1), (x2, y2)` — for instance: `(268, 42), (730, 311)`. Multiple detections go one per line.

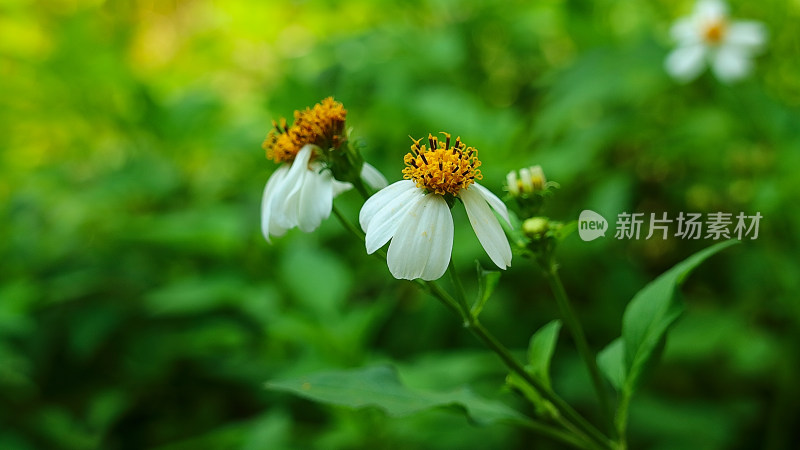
(512, 417), (601, 450)
(353, 175), (371, 200)
(543, 263), (616, 438)
(332, 204), (365, 240)
(448, 260), (471, 320)
(444, 263), (610, 449)
(467, 319), (612, 449)
(332, 206), (613, 450)
(416, 278), (463, 320)
(614, 390), (631, 448)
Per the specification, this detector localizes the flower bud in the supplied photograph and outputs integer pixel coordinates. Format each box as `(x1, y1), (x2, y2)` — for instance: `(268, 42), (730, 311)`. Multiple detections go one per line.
(523, 217), (549, 238)
(506, 165), (547, 197)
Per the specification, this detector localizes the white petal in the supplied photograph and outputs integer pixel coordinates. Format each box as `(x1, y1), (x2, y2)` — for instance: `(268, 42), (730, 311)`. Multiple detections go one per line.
(364, 184), (424, 254)
(361, 162), (389, 190)
(260, 165), (290, 242)
(359, 180), (417, 232)
(711, 47), (751, 83)
(272, 145), (315, 228)
(726, 21), (767, 51)
(471, 183), (511, 226)
(506, 171), (519, 196)
(386, 194), (453, 281)
(665, 45), (707, 82)
(519, 167), (533, 192)
(460, 186), (512, 270)
(296, 163), (334, 232)
(332, 180), (353, 197)
(695, 0), (727, 20)
(670, 19), (701, 46)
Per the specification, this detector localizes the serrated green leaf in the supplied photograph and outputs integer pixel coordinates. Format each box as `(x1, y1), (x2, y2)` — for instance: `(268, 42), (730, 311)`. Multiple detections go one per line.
(621, 240), (737, 390)
(267, 365), (525, 426)
(471, 261), (501, 318)
(527, 320), (562, 388)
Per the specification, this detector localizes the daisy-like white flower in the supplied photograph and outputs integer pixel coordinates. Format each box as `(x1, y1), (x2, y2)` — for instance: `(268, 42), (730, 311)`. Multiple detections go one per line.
(360, 133), (512, 281)
(665, 0), (767, 83)
(261, 98), (386, 242)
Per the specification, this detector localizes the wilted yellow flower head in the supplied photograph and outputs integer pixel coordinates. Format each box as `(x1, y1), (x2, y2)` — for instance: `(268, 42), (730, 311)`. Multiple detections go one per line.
(402, 132), (483, 196)
(262, 97), (347, 164)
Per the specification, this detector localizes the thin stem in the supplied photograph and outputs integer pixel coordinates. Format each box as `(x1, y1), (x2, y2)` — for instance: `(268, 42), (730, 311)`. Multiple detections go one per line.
(448, 260), (471, 319)
(467, 320), (612, 450)
(331, 204), (613, 450)
(352, 176), (371, 200)
(433, 268), (610, 449)
(418, 279), (463, 320)
(511, 417), (601, 450)
(332, 204), (365, 240)
(543, 263), (616, 438)
(614, 390), (631, 448)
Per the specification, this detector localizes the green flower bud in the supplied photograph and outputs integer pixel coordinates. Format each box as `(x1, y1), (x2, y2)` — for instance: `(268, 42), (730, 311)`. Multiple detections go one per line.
(523, 217), (550, 238)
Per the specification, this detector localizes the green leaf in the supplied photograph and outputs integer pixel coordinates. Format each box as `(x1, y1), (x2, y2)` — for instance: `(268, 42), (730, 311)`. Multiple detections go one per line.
(596, 337), (625, 391)
(504, 321), (562, 416)
(527, 320), (562, 388)
(267, 365), (525, 426)
(471, 261), (501, 318)
(554, 220), (577, 242)
(598, 241), (737, 395)
(598, 242), (737, 434)
(621, 240), (737, 390)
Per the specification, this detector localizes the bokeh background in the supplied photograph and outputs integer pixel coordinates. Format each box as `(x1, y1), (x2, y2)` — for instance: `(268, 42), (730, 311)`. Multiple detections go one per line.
(2, 0), (799, 448)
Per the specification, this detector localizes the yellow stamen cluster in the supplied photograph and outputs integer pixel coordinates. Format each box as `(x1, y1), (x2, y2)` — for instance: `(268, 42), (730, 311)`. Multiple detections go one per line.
(702, 20), (727, 45)
(262, 97), (347, 164)
(402, 132), (483, 196)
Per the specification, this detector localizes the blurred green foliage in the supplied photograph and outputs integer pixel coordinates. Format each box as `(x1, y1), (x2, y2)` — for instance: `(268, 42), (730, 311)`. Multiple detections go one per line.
(1, 0), (799, 448)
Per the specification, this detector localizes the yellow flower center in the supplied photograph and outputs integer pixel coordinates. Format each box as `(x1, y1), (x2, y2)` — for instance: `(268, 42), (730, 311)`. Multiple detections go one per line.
(262, 97), (347, 164)
(402, 132), (483, 196)
(702, 20), (727, 45)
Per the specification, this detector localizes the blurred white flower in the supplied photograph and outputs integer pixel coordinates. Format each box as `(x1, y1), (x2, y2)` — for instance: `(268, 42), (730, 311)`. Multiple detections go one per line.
(360, 133), (512, 281)
(665, 0), (767, 83)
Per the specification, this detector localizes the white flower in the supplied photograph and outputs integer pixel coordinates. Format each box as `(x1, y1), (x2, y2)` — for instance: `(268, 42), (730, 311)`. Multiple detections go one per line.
(665, 0), (767, 83)
(261, 144), (387, 242)
(359, 133), (512, 281)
